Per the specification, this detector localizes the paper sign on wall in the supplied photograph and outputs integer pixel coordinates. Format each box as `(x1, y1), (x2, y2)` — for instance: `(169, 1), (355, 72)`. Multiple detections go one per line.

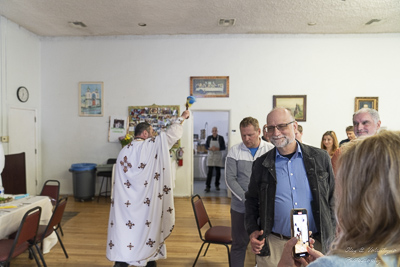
(108, 116), (128, 142)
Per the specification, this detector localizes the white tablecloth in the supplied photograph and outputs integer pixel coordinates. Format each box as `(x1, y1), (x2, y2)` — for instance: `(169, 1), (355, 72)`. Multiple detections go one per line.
(0, 195), (57, 253)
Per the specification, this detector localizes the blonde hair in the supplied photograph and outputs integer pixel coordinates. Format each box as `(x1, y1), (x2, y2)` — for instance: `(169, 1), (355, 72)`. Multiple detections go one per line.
(320, 131), (339, 157)
(297, 124), (303, 133)
(240, 117), (259, 130)
(331, 130), (400, 265)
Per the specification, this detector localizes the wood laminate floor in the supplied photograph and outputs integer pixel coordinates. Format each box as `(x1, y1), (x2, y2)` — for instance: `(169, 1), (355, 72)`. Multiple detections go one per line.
(10, 196), (256, 267)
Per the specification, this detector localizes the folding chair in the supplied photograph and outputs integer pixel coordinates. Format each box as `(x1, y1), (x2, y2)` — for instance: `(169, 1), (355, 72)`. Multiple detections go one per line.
(34, 197), (69, 267)
(0, 206), (42, 267)
(40, 179), (64, 236)
(40, 180), (60, 206)
(191, 194), (232, 266)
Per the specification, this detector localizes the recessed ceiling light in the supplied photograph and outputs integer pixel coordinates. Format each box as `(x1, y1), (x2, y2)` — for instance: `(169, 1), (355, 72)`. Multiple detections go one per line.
(138, 23), (147, 27)
(365, 19), (381, 25)
(218, 19), (235, 27)
(308, 22), (317, 26)
(68, 21), (87, 28)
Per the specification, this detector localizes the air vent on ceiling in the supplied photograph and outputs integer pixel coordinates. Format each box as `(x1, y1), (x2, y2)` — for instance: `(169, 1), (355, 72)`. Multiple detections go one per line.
(68, 21), (87, 28)
(219, 19), (236, 27)
(365, 19), (381, 25)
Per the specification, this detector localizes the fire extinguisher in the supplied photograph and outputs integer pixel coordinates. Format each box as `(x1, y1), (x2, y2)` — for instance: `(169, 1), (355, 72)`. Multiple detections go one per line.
(176, 147), (184, 166)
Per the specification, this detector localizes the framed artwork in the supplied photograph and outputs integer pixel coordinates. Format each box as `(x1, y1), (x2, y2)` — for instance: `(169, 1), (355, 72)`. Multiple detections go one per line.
(78, 82), (104, 117)
(108, 116), (128, 142)
(190, 76), (229, 98)
(128, 104), (181, 149)
(273, 95), (307, 122)
(354, 97), (378, 111)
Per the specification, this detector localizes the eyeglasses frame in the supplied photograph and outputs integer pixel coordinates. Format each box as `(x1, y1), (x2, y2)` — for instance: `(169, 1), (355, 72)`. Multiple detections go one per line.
(266, 121), (295, 133)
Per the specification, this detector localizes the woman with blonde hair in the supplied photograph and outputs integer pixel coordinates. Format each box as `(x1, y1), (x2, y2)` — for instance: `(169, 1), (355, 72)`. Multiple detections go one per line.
(278, 130), (400, 266)
(320, 131), (339, 158)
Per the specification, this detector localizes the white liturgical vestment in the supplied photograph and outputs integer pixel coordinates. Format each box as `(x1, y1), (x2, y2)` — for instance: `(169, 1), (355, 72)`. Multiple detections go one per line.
(106, 119), (184, 266)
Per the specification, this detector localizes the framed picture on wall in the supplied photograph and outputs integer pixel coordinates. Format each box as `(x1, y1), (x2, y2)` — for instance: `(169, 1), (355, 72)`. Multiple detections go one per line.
(273, 95), (307, 122)
(78, 82), (104, 117)
(354, 97), (378, 111)
(190, 76), (229, 98)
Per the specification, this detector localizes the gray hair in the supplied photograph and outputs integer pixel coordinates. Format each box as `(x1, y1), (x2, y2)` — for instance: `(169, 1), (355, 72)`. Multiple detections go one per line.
(353, 108), (380, 124)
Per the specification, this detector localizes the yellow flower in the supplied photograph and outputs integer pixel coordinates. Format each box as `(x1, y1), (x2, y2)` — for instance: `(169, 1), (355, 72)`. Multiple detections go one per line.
(119, 134), (133, 147)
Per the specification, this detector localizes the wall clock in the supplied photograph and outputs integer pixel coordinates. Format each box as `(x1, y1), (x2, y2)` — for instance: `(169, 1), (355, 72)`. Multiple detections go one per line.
(17, 86), (29, 102)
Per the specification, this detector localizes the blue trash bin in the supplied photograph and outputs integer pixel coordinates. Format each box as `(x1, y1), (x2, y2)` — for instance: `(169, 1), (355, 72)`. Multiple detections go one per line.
(69, 163), (97, 201)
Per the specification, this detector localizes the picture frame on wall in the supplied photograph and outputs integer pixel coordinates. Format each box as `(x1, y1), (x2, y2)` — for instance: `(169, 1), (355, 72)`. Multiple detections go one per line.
(190, 76), (229, 98)
(273, 95), (307, 122)
(354, 97), (378, 111)
(78, 82), (104, 117)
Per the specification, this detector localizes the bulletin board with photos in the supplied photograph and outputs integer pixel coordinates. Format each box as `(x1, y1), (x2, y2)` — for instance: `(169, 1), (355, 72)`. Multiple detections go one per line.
(128, 104), (180, 149)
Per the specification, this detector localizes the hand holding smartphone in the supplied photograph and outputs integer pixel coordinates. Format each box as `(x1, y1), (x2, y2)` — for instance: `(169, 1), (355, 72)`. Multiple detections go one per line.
(290, 208), (309, 258)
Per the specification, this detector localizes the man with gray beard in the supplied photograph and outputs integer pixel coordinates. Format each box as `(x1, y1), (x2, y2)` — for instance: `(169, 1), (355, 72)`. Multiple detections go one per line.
(244, 107), (336, 267)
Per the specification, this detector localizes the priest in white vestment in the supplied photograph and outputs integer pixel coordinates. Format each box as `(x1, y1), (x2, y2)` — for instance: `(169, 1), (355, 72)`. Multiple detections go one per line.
(107, 110), (189, 267)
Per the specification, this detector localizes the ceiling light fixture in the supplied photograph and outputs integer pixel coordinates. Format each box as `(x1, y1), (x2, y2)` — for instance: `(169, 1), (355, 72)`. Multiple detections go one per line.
(365, 19), (381, 25)
(138, 23), (147, 27)
(68, 21), (87, 28)
(308, 22), (317, 26)
(218, 19), (235, 27)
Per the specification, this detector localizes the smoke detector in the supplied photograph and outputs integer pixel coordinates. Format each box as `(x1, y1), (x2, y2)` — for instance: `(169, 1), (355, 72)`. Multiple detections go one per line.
(219, 19), (236, 27)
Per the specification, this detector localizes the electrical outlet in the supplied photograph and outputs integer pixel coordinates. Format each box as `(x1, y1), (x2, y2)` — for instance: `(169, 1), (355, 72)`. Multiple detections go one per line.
(1, 136), (9, 143)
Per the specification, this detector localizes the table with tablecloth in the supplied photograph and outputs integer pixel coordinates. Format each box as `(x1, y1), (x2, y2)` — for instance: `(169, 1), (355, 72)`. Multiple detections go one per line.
(0, 195), (57, 253)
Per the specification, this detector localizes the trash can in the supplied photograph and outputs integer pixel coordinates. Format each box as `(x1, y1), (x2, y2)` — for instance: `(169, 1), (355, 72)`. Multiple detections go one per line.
(69, 163), (97, 201)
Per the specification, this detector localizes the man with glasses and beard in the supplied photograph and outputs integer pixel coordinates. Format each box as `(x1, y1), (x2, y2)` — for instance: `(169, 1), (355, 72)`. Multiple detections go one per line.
(244, 107), (336, 267)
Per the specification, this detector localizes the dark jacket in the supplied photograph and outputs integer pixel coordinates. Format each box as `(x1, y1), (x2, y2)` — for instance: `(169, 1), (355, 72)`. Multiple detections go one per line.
(244, 142), (336, 256)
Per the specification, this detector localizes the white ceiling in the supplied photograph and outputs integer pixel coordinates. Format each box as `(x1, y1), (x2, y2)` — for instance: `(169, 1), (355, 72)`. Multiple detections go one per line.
(0, 0), (399, 37)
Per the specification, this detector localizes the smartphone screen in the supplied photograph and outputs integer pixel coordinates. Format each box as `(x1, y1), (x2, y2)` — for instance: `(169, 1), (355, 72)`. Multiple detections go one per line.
(290, 209), (309, 258)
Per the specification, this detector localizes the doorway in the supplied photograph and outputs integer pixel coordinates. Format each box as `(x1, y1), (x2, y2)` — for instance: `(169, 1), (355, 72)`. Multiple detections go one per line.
(192, 111), (229, 197)
(9, 107), (38, 195)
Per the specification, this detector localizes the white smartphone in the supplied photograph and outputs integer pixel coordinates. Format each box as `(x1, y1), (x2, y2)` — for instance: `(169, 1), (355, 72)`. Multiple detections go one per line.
(290, 208), (309, 258)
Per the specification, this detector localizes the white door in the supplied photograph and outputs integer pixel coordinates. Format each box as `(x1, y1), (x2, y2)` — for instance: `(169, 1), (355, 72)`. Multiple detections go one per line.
(8, 107), (38, 195)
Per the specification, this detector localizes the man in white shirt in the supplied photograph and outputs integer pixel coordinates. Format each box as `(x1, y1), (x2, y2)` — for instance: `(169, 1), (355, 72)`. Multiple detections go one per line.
(225, 117), (274, 267)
